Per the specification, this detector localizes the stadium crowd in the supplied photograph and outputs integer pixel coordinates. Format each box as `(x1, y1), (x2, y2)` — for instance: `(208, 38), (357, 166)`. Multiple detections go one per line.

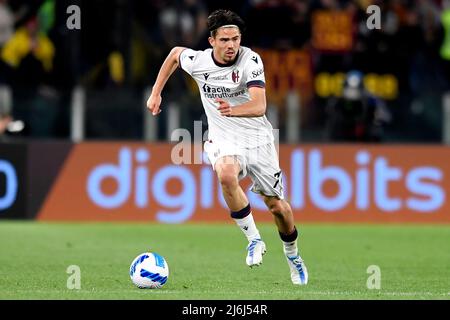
(0, 0), (449, 142)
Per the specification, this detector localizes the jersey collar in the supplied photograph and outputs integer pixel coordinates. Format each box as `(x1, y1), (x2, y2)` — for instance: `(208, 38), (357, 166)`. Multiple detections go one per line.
(211, 48), (241, 67)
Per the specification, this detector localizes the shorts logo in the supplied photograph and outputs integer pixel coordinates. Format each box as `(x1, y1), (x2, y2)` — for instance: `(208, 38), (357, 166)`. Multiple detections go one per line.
(232, 69), (240, 83)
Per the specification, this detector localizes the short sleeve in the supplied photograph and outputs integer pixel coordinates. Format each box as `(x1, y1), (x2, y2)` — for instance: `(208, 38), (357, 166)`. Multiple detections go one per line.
(244, 52), (266, 89)
(179, 48), (200, 76)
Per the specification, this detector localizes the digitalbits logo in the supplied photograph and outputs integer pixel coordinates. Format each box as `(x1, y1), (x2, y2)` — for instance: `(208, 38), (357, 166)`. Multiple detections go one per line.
(86, 148), (197, 223)
(84, 146), (446, 224)
(0, 159), (18, 211)
(290, 149), (445, 212)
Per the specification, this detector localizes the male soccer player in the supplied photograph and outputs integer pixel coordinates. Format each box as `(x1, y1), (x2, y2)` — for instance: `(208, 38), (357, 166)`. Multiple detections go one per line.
(147, 9), (308, 285)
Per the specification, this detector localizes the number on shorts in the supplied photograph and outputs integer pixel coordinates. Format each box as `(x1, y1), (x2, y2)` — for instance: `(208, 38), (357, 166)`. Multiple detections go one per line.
(273, 171), (282, 188)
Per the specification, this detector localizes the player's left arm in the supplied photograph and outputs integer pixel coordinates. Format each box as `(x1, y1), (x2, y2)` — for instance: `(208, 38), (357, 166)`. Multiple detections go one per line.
(216, 87), (266, 117)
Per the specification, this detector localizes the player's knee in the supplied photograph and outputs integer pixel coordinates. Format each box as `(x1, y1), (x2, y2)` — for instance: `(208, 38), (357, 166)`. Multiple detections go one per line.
(268, 202), (285, 218)
(217, 170), (239, 189)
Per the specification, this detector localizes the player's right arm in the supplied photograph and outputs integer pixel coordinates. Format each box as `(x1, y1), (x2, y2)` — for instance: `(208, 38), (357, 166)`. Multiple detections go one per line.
(146, 46), (186, 116)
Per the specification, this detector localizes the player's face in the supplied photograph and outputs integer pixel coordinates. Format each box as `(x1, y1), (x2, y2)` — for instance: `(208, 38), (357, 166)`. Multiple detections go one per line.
(209, 27), (241, 64)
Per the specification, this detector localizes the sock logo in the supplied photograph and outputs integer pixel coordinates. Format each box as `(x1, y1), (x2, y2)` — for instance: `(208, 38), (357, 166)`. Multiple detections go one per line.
(243, 226), (249, 231)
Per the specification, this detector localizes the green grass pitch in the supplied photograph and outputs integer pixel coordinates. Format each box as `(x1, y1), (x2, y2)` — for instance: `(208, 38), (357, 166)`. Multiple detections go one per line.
(0, 221), (449, 300)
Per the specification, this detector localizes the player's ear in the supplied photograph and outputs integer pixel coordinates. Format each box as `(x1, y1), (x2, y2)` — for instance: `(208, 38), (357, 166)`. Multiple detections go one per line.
(208, 36), (215, 47)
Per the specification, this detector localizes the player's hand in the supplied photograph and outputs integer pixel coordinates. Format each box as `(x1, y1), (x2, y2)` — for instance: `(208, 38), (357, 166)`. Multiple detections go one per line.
(147, 94), (162, 116)
(215, 98), (232, 117)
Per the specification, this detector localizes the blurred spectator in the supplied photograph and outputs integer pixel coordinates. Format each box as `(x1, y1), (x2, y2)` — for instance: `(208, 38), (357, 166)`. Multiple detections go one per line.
(325, 70), (391, 142)
(0, 0), (448, 142)
(0, 113), (12, 140)
(7, 0), (45, 28)
(0, 103), (12, 138)
(158, 0), (207, 49)
(0, 0), (13, 84)
(441, 4), (450, 61)
(79, 0), (130, 88)
(440, 1), (450, 88)
(246, 0), (301, 48)
(0, 0), (13, 46)
(0, 10), (59, 138)
(0, 84), (12, 139)
(1, 16), (55, 87)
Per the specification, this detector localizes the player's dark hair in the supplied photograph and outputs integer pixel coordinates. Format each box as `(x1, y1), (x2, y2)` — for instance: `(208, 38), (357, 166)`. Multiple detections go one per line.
(207, 9), (246, 37)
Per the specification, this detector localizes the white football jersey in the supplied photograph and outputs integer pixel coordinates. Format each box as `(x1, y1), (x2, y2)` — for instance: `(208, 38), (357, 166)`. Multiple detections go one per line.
(179, 46), (274, 149)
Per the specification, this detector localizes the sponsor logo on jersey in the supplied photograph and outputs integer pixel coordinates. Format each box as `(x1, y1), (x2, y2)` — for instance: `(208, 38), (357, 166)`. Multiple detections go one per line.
(202, 84), (231, 94)
(232, 69), (240, 83)
(209, 75), (228, 81)
(251, 68), (264, 79)
(201, 83), (246, 99)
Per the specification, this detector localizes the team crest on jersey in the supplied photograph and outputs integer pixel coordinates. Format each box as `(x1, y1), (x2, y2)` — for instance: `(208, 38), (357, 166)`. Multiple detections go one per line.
(232, 69), (240, 83)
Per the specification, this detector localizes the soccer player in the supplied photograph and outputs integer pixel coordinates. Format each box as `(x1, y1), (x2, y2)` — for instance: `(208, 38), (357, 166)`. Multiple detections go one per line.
(147, 9), (308, 285)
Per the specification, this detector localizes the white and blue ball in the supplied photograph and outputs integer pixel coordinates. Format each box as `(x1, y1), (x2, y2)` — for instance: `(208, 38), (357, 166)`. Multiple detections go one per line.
(129, 252), (169, 289)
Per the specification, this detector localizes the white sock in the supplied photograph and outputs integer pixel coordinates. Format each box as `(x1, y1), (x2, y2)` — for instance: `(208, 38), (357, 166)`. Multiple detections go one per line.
(233, 213), (261, 242)
(283, 240), (298, 257)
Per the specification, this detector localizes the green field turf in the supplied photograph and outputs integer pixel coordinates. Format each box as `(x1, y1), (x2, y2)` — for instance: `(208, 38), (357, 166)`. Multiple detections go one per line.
(0, 221), (449, 300)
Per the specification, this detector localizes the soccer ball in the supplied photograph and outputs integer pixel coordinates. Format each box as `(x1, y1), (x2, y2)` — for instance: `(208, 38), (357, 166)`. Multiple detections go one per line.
(129, 252), (169, 289)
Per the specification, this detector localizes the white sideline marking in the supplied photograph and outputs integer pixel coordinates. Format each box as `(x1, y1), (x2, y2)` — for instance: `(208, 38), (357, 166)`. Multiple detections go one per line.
(4, 289), (449, 297)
